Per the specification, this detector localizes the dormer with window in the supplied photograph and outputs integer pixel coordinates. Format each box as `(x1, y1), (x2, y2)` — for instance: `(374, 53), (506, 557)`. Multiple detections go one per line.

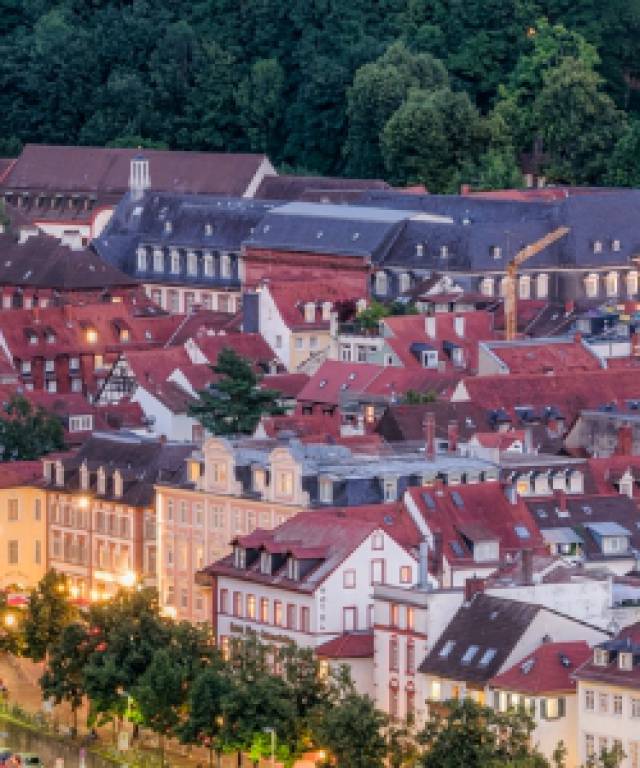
(55, 460), (64, 487)
(204, 223), (213, 237)
(153, 248), (164, 273)
(97, 466), (106, 495)
(136, 246), (147, 272)
(233, 545), (246, 569)
(321, 301), (332, 321)
(253, 467), (266, 493)
(612, 239), (621, 252)
(490, 245), (502, 260)
(383, 477), (398, 502)
(319, 476), (333, 504)
(593, 240), (603, 254)
(79, 461), (89, 491)
(619, 651), (633, 671)
(287, 556), (299, 581)
(220, 252), (231, 278)
(170, 249), (180, 275)
(187, 250), (198, 276)
(113, 470), (123, 498)
(304, 302), (316, 323)
(164, 220), (173, 235)
(399, 272), (411, 293)
(594, 647), (609, 666)
(260, 550), (272, 575)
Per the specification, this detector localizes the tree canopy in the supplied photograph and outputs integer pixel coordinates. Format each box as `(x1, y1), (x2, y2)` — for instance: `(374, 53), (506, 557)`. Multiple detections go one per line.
(0, 1), (640, 189)
(0, 395), (65, 461)
(190, 348), (283, 436)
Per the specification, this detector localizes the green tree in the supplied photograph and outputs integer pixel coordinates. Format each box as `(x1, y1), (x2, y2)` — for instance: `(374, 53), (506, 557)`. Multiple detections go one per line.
(417, 698), (549, 768)
(345, 42), (449, 178)
(315, 692), (388, 768)
(236, 58), (285, 155)
(355, 300), (390, 332)
(134, 648), (184, 767)
(606, 120), (640, 186)
(179, 666), (229, 768)
(381, 87), (485, 191)
(23, 570), (77, 662)
(0, 395), (65, 461)
(532, 57), (626, 184)
(190, 348), (283, 436)
(40, 622), (90, 733)
(0, 590), (23, 655)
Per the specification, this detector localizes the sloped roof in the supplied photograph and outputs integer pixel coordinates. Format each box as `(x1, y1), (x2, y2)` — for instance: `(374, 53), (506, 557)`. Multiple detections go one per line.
(0, 233), (136, 289)
(266, 280), (362, 331)
(574, 623), (640, 689)
(315, 631), (374, 659)
(193, 333), (277, 368)
(0, 460), (44, 488)
(472, 431), (526, 450)
(489, 641), (591, 694)
(419, 594), (541, 683)
(482, 337), (600, 375)
(2, 144), (270, 197)
(254, 174), (389, 201)
(375, 401), (491, 443)
(260, 373), (309, 398)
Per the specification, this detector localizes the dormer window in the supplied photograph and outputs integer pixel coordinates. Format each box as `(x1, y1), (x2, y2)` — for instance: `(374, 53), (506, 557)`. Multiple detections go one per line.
(260, 551), (271, 575)
(55, 460), (64, 487)
(212, 462), (227, 486)
(440, 245), (449, 259)
(85, 327), (98, 344)
(153, 248), (164, 273)
(187, 251), (198, 276)
(221, 252), (231, 278)
(28, 333), (38, 345)
(287, 556), (299, 581)
(399, 272), (411, 293)
(375, 271), (388, 295)
(383, 478), (397, 502)
(234, 545), (246, 569)
(46, 331), (56, 344)
(97, 466), (106, 495)
(490, 245), (502, 260)
(619, 651), (633, 671)
(136, 246), (147, 271)
(204, 223), (213, 236)
(594, 648), (609, 666)
(304, 302), (316, 323)
(120, 328), (130, 343)
(612, 239), (621, 252)
(480, 277), (494, 297)
(80, 462), (89, 491)
(321, 301), (332, 321)
(276, 470), (294, 497)
(113, 470), (123, 498)
(203, 252), (214, 277)
(253, 468), (266, 492)
(164, 220), (173, 234)
(170, 249), (180, 275)
(319, 477), (333, 503)
(593, 240), (603, 254)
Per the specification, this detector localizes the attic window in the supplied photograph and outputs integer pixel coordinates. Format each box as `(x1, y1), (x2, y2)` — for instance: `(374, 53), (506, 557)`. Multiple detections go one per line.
(514, 525), (531, 539)
(233, 545), (246, 569)
(205, 223), (213, 236)
(594, 648), (609, 666)
(263, 225), (270, 233)
(287, 556), (299, 580)
(593, 240), (603, 254)
(439, 640), (455, 658)
(461, 645), (479, 664)
(612, 239), (621, 252)
(145, 330), (153, 340)
(478, 648), (496, 667)
(164, 221), (173, 234)
(619, 651), (633, 670)
(490, 246), (502, 260)
(440, 245), (449, 259)
(521, 658), (535, 674)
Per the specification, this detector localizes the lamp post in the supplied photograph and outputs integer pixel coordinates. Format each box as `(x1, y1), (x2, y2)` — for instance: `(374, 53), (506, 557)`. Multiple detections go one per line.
(263, 727), (275, 767)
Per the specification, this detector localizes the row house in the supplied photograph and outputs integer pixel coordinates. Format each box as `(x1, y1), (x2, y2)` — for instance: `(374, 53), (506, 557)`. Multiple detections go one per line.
(574, 623), (640, 768)
(1, 145), (275, 241)
(41, 432), (192, 600)
(201, 505), (421, 695)
(0, 303), (187, 398)
(156, 433), (497, 622)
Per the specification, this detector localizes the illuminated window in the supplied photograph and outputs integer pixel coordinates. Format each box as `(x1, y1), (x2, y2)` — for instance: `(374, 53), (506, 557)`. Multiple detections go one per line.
(585, 273), (599, 298)
(85, 328), (98, 344)
(246, 594), (256, 619)
(536, 273), (549, 299)
(606, 271), (619, 297)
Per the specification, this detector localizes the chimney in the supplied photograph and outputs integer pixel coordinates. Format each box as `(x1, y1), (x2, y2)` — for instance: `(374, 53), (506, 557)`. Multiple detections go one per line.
(425, 315), (437, 339)
(464, 576), (485, 602)
(521, 549), (534, 586)
(447, 420), (458, 453)
(615, 423), (633, 456)
(418, 540), (430, 589)
(423, 411), (436, 461)
(129, 155), (150, 201)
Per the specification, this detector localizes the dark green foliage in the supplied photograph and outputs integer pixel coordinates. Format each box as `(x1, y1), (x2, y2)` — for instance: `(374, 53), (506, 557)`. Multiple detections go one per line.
(189, 348), (283, 436)
(23, 570), (77, 662)
(0, 395), (65, 461)
(0, 0), (639, 186)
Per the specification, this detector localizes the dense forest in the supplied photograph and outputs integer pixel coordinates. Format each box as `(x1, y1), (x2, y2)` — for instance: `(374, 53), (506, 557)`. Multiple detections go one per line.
(2, 0), (640, 191)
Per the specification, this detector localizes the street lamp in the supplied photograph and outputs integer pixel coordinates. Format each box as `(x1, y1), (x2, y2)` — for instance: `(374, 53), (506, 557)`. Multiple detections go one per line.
(263, 727), (275, 767)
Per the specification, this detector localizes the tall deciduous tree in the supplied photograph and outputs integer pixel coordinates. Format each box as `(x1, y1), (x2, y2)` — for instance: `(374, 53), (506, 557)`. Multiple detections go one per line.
(190, 348), (282, 436)
(23, 570), (77, 662)
(236, 58), (285, 155)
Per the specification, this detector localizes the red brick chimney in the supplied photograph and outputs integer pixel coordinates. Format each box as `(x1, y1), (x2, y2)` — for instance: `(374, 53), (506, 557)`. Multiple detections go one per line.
(423, 411), (436, 461)
(447, 420), (459, 453)
(464, 576), (485, 602)
(616, 423), (633, 456)
(460, 184), (471, 195)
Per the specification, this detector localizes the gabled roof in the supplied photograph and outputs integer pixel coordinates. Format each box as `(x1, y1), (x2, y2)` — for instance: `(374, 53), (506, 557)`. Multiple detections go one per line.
(0, 233), (136, 290)
(2, 144), (270, 197)
(419, 594), (541, 683)
(406, 482), (544, 567)
(260, 373), (309, 399)
(574, 622), (640, 689)
(315, 631), (374, 659)
(265, 280), (362, 331)
(489, 641), (591, 694)
(471, 431), (526, 450)
(481, 337), (601, 375)
(375, 402), (491, 443)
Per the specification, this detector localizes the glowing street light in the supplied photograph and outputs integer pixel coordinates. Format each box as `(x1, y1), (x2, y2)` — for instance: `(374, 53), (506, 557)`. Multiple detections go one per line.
(119, 570), (136, 589)
(4, 613), (15, 628)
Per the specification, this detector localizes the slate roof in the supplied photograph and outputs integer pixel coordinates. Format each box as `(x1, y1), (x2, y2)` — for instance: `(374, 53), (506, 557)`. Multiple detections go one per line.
(45, 432), (193, 506)
(315, 631), (374, 659)
(525, 494), (640, 562)
(0, 233), (136, 290)
(489, 641), (591, 694)
(254, 174), (389, 202)
(375, 402), (491, 443)
(419, 594), (542, 683)
(2, 144), (270, 196)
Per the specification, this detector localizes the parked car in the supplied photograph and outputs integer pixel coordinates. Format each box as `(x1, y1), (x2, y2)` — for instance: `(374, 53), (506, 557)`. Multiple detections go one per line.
(16, 756), (44, 768)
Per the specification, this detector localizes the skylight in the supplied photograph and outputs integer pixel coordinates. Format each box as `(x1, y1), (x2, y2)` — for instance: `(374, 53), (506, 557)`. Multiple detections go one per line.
(461, 645), (479, 664)
(514, 525), (531, 540)
(478, 648), (496, 667)
(422, 492), (435, 510)
(520, 658), (535, 675)
(451, 491), (464, 508)
(439, 640), (455, 658)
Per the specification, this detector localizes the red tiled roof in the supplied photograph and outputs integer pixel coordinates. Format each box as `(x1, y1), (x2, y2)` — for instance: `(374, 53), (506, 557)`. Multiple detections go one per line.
(261, 373), (309, 398)
(574, 624), (640, 689)
(485, 339), (600, 375)
(489, 642), (591, 694)
(383, 311), (497, 372)
(587, 456), (640, 494)
(454, 369), (640, 423)
(0, 460), (43, 488)
(472, 431), (526, 450)
(3, 144), (269, 197)
(316, 631), (374, 659)
(265, 280), (362, 330)
(406, 482), (545, 567)
(192, 333), (277, 368)
(259, 413), (341, 439)
(298, 360), (458, 407)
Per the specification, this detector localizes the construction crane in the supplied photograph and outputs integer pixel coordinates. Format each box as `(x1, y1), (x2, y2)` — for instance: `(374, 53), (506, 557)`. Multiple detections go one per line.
(504, 226), (570, 340)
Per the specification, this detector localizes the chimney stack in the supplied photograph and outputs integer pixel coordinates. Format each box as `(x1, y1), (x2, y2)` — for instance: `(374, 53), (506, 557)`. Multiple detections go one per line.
(464, 576), (485, 602)
(423, 411), (436, 461)
(130, 154), (150, 201)
(447, 420), (459, 453)
(521, 549), (534, 586)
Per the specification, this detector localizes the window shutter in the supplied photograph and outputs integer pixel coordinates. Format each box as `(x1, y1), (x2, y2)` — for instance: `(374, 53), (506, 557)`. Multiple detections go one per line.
(540, 698), (548, 719)
(558, 697), (566, 718)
